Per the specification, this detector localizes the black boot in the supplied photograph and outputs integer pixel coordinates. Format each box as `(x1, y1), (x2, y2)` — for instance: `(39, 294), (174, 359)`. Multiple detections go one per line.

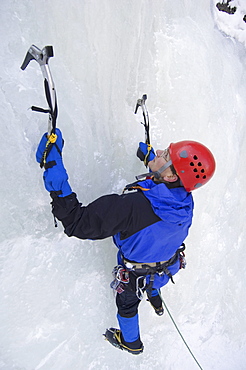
(104, 328), (144, 355)
(147, 292), (164, 316)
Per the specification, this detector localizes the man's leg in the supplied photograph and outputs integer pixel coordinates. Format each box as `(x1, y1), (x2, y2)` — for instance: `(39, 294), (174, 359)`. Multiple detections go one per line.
(104, 272), (144, 354)
(146, 288), (164, 316)
(116, 288), (143, 349)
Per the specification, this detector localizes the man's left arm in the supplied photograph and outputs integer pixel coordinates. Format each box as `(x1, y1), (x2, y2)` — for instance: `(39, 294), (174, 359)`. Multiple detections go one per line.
(36, 129), (134, 239)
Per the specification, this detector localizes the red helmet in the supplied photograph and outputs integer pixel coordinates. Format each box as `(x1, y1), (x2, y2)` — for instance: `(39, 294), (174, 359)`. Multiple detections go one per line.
(169, 141), (216, 192)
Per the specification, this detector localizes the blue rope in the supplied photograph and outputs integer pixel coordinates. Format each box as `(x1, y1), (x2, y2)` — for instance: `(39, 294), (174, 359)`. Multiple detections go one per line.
(159, 292), (204, 370)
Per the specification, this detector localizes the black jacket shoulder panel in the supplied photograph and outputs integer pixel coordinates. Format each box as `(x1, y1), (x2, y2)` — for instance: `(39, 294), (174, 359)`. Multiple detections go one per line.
(118, 191), (160, 239)
(51, 191), (160, 240)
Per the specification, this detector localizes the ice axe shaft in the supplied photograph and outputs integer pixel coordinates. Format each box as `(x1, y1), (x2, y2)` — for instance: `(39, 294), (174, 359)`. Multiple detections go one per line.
(135, 94), (150, 145)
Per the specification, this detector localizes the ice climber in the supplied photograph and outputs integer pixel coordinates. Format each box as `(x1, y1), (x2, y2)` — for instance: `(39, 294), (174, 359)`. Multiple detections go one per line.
(36, 128), (216, 355)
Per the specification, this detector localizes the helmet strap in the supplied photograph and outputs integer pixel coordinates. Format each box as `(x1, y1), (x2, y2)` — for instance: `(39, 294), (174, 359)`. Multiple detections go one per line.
(154, 160), (172, 179)
(136, 160), (172, 180)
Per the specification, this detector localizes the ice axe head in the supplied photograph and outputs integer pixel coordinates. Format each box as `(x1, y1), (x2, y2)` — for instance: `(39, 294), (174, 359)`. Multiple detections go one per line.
(20, 45), (54, 70)
(134, 94), (147, 114)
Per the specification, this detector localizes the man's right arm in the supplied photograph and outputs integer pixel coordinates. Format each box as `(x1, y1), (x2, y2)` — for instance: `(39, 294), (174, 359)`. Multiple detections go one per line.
(50, 190), (160, 241)
(50, 191), (132, 240)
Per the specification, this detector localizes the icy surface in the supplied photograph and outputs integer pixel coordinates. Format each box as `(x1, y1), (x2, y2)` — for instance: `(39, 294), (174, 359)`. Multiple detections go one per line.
(1, 0), (246, 369)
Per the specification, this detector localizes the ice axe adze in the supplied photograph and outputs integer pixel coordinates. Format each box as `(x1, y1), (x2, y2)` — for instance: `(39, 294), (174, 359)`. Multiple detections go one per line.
(21, 45), (58, 135)
(134, 94), (150, 145)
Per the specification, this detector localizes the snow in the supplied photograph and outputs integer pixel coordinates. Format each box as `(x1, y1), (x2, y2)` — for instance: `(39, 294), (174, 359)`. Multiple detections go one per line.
(0, 0), (246, 369)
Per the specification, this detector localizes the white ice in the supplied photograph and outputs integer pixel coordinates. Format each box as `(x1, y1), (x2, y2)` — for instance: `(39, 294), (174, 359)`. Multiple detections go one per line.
(0, 0), (246, 369)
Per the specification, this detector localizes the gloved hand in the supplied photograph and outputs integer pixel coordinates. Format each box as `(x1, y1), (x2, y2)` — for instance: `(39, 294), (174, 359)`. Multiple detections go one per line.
(137, 142), (155, 166)
(36, 128), (72, 197)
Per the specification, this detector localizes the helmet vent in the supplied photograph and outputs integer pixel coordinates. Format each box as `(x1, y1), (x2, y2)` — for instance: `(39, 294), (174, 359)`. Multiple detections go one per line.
(190, 157), (206, 179)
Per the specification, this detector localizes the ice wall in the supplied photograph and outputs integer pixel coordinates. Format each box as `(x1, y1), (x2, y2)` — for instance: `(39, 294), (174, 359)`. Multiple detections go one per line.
(0, 0), (246, 369)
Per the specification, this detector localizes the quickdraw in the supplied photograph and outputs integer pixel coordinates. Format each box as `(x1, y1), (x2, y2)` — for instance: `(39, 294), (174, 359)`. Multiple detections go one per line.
(179, 250), (186, 269)
(110, 266), (130, 295)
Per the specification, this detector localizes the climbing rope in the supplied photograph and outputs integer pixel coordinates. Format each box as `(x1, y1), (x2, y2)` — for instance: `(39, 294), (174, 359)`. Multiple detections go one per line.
(159, 293), (204, 370)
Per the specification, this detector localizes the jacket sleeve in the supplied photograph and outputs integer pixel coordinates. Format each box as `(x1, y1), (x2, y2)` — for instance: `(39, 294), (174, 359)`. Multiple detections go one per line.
(50, 191), (160, 241)
(50, 192), (134, 240)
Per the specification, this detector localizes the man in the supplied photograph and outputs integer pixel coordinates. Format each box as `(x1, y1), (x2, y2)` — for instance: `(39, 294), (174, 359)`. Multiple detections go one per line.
(36, 128), (215, 355)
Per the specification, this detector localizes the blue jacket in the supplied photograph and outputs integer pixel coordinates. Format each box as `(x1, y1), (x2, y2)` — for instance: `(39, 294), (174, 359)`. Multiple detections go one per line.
(51, 179), (193, 289)
(114, 180), (194, 288)
(114, 179), (193, 262)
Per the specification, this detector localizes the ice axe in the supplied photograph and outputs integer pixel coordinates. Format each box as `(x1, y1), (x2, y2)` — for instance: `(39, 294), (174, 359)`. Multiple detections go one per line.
(134, 94), (150, 145)
(21, 45), (58, 135)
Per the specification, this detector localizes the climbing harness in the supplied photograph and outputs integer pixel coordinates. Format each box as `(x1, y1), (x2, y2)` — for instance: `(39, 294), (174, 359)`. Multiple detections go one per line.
(122, 244), (186, 289)
(111, 245), (186, 299)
